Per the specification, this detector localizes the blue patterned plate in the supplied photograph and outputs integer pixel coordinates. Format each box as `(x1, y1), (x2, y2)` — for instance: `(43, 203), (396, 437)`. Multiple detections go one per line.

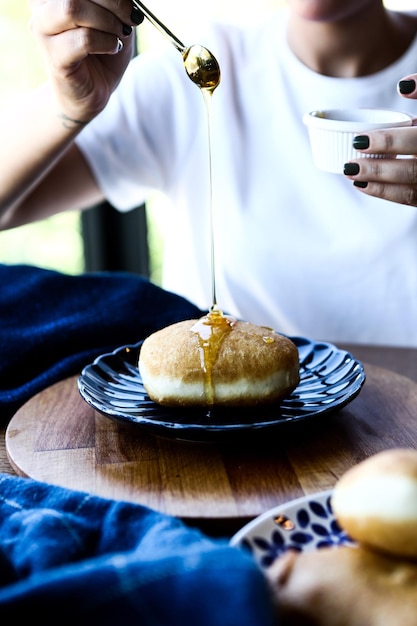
(78, 336), (365, 443)
(230, 490), (354, 569)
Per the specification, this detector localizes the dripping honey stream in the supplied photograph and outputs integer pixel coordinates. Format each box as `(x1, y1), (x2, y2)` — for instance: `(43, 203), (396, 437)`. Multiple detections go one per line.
(134, 0), (229, 403)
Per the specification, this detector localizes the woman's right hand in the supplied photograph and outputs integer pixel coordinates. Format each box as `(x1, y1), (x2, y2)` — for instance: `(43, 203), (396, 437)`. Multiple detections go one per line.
(29, 0), (144, 126)
(0, 2), (144, 225)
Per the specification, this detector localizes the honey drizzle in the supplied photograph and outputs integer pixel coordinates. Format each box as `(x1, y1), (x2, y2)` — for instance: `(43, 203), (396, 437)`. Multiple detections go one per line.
(187, 59), (232, 404)
(182, 44), (220, 310)
(190, 310), (236, 404)
(201, 87), (218, 310)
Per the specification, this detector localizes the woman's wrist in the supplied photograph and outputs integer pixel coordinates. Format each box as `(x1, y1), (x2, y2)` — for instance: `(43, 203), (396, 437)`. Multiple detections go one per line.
(57, 112), (90, 130)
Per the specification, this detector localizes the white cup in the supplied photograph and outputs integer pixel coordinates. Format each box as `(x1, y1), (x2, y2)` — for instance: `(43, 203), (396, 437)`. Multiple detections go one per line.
(303, 108), (413, 173)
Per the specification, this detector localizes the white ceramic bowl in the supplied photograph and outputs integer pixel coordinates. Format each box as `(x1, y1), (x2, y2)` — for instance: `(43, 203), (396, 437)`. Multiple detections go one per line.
(303, 108), (413, 173)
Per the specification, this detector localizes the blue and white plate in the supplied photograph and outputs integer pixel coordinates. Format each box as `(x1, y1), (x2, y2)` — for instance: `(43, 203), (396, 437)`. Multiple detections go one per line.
(77, 336), (365, 443)
(230, 490), (354, 569)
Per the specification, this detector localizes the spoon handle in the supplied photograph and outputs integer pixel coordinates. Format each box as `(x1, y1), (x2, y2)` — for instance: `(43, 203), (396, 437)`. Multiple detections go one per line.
(132, 0), (186, 53)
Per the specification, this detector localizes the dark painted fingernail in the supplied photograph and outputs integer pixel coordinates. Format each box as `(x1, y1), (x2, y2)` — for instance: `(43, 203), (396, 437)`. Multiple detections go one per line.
(131, 7), (144, 24)
(344, 163), (360, 176)
(123, 24), (132, 36)
(399, 79), (416, 95)
(353, 135), (370, 150)
(354, 181), (368, 189)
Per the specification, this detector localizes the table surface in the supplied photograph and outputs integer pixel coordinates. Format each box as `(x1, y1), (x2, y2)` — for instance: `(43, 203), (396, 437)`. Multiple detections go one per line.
(2, 343), (417, 536)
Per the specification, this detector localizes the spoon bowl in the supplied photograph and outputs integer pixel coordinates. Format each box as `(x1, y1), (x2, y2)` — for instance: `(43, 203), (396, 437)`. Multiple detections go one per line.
(183, 45), (221, 91)
(132, 1), (220, 91)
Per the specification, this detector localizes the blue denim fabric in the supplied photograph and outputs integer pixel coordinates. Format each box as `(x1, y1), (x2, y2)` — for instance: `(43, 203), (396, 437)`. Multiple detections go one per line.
(0, 264), (204, 416)
(0, 474), (275, 625)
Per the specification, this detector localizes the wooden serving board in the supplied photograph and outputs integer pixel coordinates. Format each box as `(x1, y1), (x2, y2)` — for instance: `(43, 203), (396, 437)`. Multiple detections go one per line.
(6, 363), (417, 528)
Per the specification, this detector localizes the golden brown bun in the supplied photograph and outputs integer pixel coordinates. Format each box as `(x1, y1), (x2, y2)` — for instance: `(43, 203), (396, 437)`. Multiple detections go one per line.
(138, 315), (300, 407)
(267, 545), (417, 626)
(331, 448), (417, 559)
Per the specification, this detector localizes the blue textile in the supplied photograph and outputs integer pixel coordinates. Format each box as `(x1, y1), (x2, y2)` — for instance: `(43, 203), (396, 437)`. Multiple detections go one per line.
(0, 264), (204, 417)
(0, 264), (277, 624)
(0, 474), (276, 625)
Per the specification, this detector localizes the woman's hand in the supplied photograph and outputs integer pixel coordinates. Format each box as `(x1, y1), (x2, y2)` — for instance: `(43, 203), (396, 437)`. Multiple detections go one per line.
(29, 0), (144, 126)
(343, 73), (417, 206)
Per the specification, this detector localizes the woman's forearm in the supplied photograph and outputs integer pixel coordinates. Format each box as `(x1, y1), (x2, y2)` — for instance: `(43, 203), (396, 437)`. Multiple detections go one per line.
(0, 85), (86, 224)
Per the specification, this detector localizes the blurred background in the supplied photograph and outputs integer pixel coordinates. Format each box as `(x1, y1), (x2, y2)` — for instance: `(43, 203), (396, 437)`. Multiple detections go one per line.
(0, 0), (416, 281)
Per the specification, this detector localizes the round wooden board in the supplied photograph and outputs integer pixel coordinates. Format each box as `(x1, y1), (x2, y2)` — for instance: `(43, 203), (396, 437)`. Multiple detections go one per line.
(6, 364), (417, 525)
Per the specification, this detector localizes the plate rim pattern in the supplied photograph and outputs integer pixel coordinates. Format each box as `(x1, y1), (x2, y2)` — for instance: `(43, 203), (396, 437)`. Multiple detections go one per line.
(230, 489), (354, 569)
(77, 335), (366, 441)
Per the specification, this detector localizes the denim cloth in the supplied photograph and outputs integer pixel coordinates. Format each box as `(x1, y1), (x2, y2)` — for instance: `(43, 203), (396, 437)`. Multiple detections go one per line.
(0, 264), (277, 623)
(0, 264), (204, 417)
(0, 474), (275, 625)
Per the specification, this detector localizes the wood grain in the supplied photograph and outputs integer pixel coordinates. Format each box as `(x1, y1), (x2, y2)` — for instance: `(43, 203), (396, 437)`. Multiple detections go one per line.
(5, 361), (417, 531)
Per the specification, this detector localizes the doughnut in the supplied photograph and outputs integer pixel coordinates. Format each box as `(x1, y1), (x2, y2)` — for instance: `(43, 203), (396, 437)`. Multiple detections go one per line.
(138, 311), (300, 407)
(267, 545), (417, 625)
(331, 448), (417, 559)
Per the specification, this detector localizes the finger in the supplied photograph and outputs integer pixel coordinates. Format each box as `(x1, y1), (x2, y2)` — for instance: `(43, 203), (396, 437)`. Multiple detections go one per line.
(344, 157), (417, 185)
(31, 0), (137, 40)
(46, 27), (127, 64)
(351, 126), (417, 156)
(398, 73), (417, 98)
(343, 156), (417, 206)
(85, 0), (144, 26)
(350, 180), (417, 207)
(31, 1), (135, 65)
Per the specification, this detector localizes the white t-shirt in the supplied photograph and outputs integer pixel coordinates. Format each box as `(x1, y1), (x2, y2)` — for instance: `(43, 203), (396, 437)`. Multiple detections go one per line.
(76, 9), (417, 346)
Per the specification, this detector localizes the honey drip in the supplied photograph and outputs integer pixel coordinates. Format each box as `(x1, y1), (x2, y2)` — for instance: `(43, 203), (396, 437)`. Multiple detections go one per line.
(202, 88), (218, 310)
(190, 309), (236, 404)
(186, 50), (228, 405)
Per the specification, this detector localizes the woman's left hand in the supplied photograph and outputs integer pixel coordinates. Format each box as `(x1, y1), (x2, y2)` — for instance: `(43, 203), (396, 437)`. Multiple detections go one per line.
(344, 73), (417, 206)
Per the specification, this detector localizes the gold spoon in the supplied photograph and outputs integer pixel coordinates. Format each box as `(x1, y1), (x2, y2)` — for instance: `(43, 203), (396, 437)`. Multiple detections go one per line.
(132, 0), (221, 91)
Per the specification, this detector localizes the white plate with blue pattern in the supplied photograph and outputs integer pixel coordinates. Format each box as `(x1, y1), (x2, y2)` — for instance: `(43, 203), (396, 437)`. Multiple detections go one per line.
(230, 490), (354, 570)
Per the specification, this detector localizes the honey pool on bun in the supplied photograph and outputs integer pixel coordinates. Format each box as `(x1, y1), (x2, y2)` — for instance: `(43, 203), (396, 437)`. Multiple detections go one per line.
(138, 309), (300, 408)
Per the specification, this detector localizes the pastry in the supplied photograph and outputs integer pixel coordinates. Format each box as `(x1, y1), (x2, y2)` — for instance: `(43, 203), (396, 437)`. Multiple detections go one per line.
(267, 544), (417, 626)
(331, 448), (417, 559)
(138, 310), (300, 407)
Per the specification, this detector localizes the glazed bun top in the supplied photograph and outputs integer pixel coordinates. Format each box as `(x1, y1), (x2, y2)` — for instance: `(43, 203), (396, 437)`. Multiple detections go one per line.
(138, 310), (300, 407)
